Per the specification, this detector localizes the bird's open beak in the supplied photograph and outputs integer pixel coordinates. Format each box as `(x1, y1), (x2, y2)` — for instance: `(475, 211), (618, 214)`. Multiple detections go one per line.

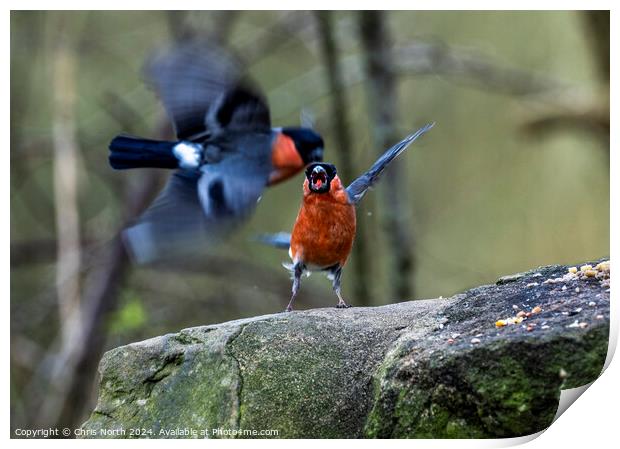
(311, 166), (328, 189)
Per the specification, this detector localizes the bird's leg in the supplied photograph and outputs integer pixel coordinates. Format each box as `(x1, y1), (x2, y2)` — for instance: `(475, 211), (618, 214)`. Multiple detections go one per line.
(285, 262), (304, 312)
(331, 266), (351, 309)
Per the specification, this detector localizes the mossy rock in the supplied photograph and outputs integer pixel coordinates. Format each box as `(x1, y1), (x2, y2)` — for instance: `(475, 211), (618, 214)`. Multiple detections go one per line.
(81, 260), (609, 438)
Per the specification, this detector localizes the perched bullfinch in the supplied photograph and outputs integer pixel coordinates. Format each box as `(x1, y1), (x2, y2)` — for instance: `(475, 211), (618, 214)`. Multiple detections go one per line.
(260, 123), (434, 311)
(108, 40), (324, 263)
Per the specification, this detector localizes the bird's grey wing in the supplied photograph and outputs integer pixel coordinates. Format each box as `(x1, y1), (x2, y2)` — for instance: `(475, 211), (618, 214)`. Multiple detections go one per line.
(144, 40), (271, 140)
(124, 135), (274, 264)
(122, 170), (217, 264)
(197, 135), (273, 223)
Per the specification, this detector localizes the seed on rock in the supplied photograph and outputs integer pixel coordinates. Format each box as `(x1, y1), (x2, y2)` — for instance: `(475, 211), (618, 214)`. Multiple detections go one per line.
(579, 322), (589, 329)
(532, 306), (542, 314)
(516, 311), (526, 318)
(471, 338), (481, 344)
(588, 301), (596, 307)
(447, 338), (455, 344)
(595, 261), (610, 272)
(575, 287), (581, 293)
(596, 315), (604, 320)
(575, 307), (583, 313)
(512, 304), (519, 310)
(541, 325), (550, 330)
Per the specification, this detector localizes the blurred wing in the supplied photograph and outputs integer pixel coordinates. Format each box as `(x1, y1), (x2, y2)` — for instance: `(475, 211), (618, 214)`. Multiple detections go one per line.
(346, 123), (434, 205)
(123, 134), (274, 264)
(144, 40), (271, 140)
(254, 232), (291, 249)
(123, 170), (215, 263)
(197, 135), (273, 222)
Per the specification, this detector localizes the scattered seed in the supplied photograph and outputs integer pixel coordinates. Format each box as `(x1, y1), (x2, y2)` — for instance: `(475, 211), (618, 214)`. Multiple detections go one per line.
(575, 287), (580, 293)
(595, 261), (610, 272)
(532, 306), (542, 314)
(516, 311), (526, 318)
(579, 322), (589, 329)
(512, 305), (519, 311)
(471, 338), (481, 344)
(596, 315), (604, 320)
(561, 285), (567, 291)
(588, 301), (596, 307)
(526, 325), (535, 332)
(568, 320), (580, 328)
(541, 325), (550, 330)
(575, 307), (583, 313)
(447, 338), (455, 344)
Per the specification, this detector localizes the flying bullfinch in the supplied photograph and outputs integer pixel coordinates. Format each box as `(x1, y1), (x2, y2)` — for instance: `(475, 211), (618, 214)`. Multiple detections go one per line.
(108, 40), (324, 263)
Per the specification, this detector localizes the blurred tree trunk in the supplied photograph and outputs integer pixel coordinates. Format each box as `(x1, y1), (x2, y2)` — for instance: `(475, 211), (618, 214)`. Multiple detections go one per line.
(358, 11), (415, 300)
(582, 11), (609, 82)
(51, 20), (82, 345)
(315, 11), (372, 305)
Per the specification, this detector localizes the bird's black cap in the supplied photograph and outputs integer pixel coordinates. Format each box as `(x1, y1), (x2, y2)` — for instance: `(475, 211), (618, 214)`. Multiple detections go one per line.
(281, 127), (324, 164)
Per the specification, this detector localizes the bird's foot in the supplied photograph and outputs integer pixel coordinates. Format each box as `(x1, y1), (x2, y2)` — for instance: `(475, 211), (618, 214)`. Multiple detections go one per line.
(284, 306), (294, 312)
(335, 301), (351, 309)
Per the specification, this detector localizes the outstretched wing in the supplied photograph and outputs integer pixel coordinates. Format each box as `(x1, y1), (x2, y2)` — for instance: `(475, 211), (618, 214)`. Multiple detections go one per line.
(144, 39), (271, 141)
(346, 123), (434, 205)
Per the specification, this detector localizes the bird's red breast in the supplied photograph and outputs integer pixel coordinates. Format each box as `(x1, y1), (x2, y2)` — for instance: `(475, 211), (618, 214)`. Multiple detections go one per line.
(290, 175), (356, 268)
(268, 132), (304, 185)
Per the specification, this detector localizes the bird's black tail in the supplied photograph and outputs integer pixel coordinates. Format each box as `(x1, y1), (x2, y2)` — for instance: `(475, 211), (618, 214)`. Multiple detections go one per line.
(109, 135), (180, 170)
(345, 123), (434, 205)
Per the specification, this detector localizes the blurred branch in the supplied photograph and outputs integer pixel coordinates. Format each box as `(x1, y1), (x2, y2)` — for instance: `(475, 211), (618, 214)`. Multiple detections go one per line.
(315, 11), (372, 305)
(11, 238), (297, 297)
(359, 11), (415, 300)
(239, 11), (316, 65)
(99, 91), (149, 134)
(520, 12), (609, 144)
(393, 41), (561, 95)
(270, 39), (565, 122)
(51, 26), (82, 342)
(520, 89), (610, 143)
